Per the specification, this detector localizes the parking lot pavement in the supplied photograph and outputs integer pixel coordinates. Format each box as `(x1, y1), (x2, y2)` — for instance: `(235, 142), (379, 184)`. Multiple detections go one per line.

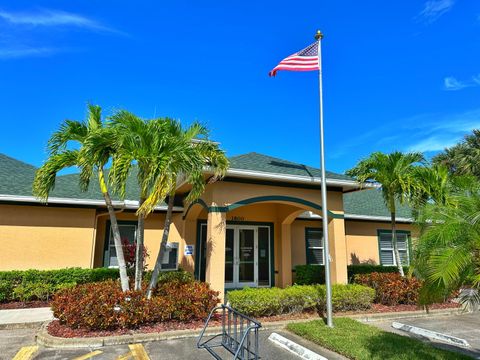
(0, 326), (340, 360)
(371, 312), (480, 358)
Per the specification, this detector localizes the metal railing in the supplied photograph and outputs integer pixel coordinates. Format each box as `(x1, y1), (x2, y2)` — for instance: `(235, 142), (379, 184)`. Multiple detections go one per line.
(197, 305), (262, 360)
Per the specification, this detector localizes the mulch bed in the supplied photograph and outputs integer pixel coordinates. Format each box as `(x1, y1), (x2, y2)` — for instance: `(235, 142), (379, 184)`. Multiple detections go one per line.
(0, 300), (50, 310)
(46, 301), (461, 339)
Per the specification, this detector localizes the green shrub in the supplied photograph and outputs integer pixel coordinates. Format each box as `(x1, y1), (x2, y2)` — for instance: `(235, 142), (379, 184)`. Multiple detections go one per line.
(228, 287), (283, 317)
(52, 279), (219, 330)
(348, 265), (409, 282)
(294, 264), (410, 285)
(294, 265), (325, 285)
(0, 280), (14, 302)
(354, 272), (421, 305)
(156, 269), (194, 284)
(0, 268), (120, 303)
(228, 284), (374, 317)
(316, 284), (375, 312)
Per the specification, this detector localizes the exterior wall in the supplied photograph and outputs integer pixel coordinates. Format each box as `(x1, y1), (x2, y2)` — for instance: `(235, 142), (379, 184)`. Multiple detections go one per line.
(0, 204), (96, 270)
(94, 211), (191, 272)
(345, 220), (416, 265)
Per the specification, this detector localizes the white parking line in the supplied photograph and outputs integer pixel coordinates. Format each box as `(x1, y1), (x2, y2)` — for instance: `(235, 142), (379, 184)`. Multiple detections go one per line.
(268, 332), (328, 360)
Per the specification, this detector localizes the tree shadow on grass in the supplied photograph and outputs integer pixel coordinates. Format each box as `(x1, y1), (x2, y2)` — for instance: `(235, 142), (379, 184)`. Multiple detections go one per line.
(364, 331), (478, 360)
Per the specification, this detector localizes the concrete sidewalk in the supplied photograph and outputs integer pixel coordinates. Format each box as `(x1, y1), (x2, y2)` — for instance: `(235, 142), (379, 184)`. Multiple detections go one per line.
(0, 307), (53, 329)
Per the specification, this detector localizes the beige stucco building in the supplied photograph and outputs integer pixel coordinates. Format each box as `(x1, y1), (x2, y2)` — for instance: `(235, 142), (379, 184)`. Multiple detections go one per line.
(0, 152), (414, 299)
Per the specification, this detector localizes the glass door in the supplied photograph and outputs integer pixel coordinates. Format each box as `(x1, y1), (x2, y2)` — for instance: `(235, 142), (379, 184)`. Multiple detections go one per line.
(238, 228), (256, 287)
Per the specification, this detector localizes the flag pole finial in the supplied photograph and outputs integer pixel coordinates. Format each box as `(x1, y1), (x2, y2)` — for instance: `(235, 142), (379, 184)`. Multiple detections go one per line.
(315, 30), (323, 41)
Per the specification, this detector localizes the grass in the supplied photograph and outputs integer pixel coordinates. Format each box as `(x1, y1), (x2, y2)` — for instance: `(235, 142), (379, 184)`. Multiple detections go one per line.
(287, 318), (470, 360)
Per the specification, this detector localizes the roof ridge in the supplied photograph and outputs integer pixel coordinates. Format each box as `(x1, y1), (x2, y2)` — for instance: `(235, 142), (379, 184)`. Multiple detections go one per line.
(0, 153), (37, 170)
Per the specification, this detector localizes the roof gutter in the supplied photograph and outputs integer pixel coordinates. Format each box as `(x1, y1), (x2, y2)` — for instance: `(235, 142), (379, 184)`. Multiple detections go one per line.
(176, 167), (363, 191)
(0, 194), (184, 212)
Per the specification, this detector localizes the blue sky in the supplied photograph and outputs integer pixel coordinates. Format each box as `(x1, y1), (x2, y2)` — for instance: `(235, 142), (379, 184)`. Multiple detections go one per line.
(1, 0), (479, 174)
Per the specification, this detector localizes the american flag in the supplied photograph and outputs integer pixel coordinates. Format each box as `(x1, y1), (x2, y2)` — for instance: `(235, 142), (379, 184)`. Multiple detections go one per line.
(269, 41), (319, 77)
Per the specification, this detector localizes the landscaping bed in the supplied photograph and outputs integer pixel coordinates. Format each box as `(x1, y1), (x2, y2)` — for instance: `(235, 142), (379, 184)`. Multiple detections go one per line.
(0, 300), (50, 310)
(287, 318), (470, 360)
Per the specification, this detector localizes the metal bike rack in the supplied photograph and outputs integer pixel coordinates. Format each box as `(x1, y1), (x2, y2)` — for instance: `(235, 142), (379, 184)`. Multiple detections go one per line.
(197, 304), (262, 360)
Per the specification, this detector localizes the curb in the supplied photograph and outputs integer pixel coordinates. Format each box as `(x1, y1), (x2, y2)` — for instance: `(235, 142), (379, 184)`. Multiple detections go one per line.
(392, 321), (470, 347)
(348, 307), (465, 322)
(35, 308), (465, 349)
(0, 321), (45, 330)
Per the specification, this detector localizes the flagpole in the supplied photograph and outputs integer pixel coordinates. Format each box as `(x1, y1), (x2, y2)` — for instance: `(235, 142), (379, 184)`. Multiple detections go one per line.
(315, 30), (333, 328)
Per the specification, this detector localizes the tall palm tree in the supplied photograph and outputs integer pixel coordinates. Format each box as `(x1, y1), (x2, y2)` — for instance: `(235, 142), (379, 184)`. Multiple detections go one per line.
(32, 105), (130, 291)
(107, 112), (229, 297)
(346, 151), (425, 276)
(414, 178), (480, 308)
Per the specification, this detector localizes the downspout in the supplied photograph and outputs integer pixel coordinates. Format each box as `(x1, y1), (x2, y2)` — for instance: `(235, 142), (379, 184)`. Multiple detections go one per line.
(89, 204), (126, 268)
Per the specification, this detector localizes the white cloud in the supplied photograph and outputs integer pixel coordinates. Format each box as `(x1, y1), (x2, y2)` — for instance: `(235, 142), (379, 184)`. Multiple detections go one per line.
(444, 76), (470, 91)
(0, 46), (57, 59)
(333, 108), (480, 159)
(0, 8), (120, 33)
(417, 0), (455, 23)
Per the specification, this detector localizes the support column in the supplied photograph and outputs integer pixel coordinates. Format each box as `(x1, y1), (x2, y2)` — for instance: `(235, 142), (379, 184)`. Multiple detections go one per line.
(327, 216), (348, 284)
(280, 223), (292, 288)
(205, 210), (227, 302)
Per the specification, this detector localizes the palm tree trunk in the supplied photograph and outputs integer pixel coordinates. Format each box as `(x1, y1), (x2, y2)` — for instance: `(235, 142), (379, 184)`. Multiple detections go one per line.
(134, 197), (146, 291)
(146, 193), (175, 299)
(98, 167), (130, 292)
(391, 211), (405, 277)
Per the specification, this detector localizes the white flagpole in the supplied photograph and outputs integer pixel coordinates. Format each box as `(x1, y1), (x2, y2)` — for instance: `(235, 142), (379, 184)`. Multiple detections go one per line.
(315, 30), (333, 328)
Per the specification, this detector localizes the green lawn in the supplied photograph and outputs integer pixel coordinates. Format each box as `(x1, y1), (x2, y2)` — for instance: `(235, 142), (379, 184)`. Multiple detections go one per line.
(287, 318), (470, 360)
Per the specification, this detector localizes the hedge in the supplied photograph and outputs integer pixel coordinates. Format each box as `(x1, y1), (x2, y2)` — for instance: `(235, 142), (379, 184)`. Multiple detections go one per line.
(294, 264), (410, 285)
(0, 268), (120, 302)
(0, 267), (195, 303)
(227, 284), (374, 317)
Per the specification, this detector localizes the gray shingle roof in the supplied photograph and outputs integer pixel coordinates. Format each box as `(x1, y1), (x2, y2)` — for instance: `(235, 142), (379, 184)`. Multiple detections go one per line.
(229, 152), (353, 181)
(0, 152), (412, 221)
(343, 189), (413, 219)
(0, 154), (37, 196)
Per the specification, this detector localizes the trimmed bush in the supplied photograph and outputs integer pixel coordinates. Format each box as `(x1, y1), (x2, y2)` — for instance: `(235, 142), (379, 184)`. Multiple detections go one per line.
(348, 265), (410, 281)
(0, 268), (120, 303)
(52, 279), (219, 330)
(354, 272), (421, 305)
(294, 264), (410, 285)
(228, 284), (374, 317)
(294, 265), (325, 285)
(316, 284), (375, 312)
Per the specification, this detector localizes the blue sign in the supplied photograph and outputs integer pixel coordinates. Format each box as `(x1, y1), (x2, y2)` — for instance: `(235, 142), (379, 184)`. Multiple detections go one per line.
(184, 245), (194, 256)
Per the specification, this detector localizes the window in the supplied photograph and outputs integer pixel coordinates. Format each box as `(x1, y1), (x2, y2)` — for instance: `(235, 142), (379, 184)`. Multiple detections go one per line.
(378, 230), (410, 266)
(104, 221), (179, 270)
(161, 242), (179, 271)
(306, 228), (324, 265)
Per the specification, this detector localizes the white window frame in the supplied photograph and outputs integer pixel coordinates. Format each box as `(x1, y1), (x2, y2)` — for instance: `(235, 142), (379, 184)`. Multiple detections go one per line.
(378, 230), (410, 266)
(161, 242), (179, 271)
(306, 227), (324, 266)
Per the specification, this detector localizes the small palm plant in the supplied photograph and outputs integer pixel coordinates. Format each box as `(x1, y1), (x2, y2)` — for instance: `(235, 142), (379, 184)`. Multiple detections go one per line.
(347, 151), (425, 276)
(32, 105), (130, 291)
(414, 177), (480, 308)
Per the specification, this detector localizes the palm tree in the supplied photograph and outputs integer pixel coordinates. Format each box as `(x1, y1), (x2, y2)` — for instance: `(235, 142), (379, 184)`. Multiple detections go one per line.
(346, 151), (425, 276)
(32, 105), (130, 291)
(107, 112), (229, 297)
(414, 178), (480, 308)
(433, 129), (480, 178)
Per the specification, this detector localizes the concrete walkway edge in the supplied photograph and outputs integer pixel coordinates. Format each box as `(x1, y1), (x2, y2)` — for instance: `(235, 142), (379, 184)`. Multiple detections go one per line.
(35, 307), (466, 349)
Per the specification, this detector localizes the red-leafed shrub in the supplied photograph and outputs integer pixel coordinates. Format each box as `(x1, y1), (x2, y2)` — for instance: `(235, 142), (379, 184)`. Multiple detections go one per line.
(51, 279), (219, 331)
(354, 272), (422, 306)
(156, 280), (219, 322)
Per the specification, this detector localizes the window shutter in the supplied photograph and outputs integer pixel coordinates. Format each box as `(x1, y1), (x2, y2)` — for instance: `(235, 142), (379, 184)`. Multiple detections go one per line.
(379, 233), (393, 249)
(380, 250), (394, 265)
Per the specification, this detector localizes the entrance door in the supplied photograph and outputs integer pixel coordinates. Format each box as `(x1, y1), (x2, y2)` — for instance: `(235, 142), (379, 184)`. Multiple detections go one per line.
(225, 225), (270, 289)
(196, 222), (271, 288)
